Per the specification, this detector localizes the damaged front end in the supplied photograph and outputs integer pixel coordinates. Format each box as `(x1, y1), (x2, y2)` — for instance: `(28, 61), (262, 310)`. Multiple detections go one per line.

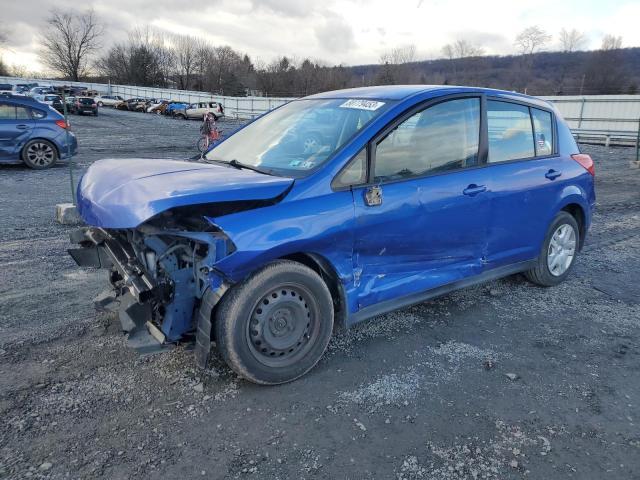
(68, 219), (231, 365)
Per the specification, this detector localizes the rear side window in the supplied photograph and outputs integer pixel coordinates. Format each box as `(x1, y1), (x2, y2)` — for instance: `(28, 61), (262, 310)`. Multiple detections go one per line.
(32, 109), (46, 119)
(487, 101), (535, 163)
(374, 97), (480, 181)
(531, 108), (553, 156)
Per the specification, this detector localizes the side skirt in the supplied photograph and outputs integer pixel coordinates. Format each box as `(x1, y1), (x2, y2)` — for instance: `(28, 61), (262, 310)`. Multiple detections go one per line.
(348, 259), (537, 327)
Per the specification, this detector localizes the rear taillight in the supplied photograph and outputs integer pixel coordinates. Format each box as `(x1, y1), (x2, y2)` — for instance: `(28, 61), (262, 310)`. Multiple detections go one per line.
(571, 153), (595, 176)
(55, 119), (69, 129)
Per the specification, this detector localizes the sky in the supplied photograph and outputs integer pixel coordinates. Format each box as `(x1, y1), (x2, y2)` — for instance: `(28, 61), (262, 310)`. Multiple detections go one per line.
(1, 0), (639, 73)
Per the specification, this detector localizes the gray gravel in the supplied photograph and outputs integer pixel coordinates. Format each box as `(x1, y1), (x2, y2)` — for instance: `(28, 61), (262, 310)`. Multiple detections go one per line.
(1, 108), (639, 479)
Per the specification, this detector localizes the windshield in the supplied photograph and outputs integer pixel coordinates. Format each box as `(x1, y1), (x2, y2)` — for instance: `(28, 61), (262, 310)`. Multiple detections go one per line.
(206, 98), (393, 177)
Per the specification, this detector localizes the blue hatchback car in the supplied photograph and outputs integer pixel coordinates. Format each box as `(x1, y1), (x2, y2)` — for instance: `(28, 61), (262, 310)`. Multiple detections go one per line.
(0, 94), (77, 169)
(69, 86), (595, 384)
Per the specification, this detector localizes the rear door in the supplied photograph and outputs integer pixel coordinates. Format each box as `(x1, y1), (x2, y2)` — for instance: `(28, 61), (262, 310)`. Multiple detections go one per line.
(0, 102), (34, 159)
(349, 96), (492, 310)
(483, 99), (563, 267)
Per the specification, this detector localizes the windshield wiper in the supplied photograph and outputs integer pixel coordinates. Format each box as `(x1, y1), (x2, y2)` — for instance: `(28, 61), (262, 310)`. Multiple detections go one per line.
(227, 159), (274, 176)
(202, 157), (274, 176)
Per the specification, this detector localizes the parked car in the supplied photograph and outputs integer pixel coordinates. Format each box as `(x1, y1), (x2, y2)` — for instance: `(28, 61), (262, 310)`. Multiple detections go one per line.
(165, 101), (188, 116)
(173, 101), (224, 120)
(70, 97), (98, 115)
(146, 100), (169, 113)
(0, 93), (77, 169)
(13, 85), (31, 94)
(35, 94), (65, 113)
(28, 86), (55, 97)
(68, 86), (595, 385)
(0, 84), (13, 94)
(94, 95), (124, 107)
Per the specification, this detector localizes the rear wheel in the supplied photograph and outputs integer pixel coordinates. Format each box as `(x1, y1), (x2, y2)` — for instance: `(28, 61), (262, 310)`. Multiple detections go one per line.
(215, 260), (334, 385)
(22, 139), (58, 169)
(97, 101), (104, 107)
(525, 211), (579, 286)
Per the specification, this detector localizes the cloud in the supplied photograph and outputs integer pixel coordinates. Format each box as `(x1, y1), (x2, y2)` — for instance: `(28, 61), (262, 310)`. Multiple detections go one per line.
(314, 14), (355, 54)
(1, 0), (638, 72)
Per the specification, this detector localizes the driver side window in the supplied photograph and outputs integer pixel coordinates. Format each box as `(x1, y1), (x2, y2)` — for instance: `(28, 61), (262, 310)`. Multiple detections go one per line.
(374, 97), (480, 182)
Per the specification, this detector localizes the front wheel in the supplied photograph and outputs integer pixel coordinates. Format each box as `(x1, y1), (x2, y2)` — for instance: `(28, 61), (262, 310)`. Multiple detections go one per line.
(525, 211), (580, 287)
(215, 260), (334, 385)
(196, 136), (209, 153)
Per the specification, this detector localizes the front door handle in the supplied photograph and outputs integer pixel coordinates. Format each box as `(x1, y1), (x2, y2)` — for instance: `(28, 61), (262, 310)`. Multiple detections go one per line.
(463, 184), (487, 196)
(364, 185), (383, 206)
(16, 124), (31, 130)
(545, 169), (562, 180)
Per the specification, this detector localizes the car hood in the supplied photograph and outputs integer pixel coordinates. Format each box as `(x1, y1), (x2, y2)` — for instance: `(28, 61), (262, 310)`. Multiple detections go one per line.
(77, 158), (294, 228)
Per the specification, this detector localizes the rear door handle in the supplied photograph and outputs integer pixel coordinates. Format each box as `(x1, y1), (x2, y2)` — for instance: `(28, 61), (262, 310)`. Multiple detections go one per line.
(545, 169), (562, 180)
(16, 124), (31, 130)
(463, 184), (487, 196)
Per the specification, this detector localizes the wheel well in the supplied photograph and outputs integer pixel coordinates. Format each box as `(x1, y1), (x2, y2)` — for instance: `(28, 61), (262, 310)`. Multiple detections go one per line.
(21, 138), (59, 160)
(561, 203), (586, 250)
(280, 253), (347, 330)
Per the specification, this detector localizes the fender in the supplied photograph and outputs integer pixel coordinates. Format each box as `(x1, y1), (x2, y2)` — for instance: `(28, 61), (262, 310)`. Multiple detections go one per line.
(208, 191), (356, 289)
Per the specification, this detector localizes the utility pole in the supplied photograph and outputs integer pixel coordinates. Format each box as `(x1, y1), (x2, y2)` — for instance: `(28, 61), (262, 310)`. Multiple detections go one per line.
(579, 74), (585, 96)
(62, 89), (75, 204)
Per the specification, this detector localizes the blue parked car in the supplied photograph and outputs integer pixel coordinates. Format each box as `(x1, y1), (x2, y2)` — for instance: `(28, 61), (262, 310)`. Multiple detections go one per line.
(0, 94), (77, 169)
(69, 86), (595, 384)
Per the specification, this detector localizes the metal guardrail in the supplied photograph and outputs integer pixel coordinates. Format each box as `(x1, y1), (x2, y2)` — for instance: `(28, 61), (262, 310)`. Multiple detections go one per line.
(1, 76), (638, 159)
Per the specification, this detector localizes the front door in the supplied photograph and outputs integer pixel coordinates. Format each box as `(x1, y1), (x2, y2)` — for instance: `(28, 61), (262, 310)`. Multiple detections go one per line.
(350, 96), (491, 310)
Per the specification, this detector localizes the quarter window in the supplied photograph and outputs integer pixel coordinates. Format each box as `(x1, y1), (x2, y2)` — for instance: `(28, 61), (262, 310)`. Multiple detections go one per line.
(16, 107), (31, 120)
(487, 100), (535, 163)
(333, 149), (367, 188)
(531, 108), (553, 156)
(374, 97), (480, 181)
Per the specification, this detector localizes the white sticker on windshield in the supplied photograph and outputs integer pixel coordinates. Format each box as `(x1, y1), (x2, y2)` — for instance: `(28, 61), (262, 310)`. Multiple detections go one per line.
(339, 99), (385, 111)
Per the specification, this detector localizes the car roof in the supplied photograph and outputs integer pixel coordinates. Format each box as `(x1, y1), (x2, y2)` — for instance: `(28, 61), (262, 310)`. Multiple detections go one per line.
(304, 85), (552, 108)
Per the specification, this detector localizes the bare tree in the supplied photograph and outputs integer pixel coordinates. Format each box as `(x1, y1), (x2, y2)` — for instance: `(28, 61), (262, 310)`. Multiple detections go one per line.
(173, 34), (198, 90)
(379, 45), (416, 65)
(514, 26), (551, 55)
(559, 28), (585, 52)
(377, 45), (416, 84)
(441, 39), (484, 59)
(441, 44), (455, 61)
(601, 34), (622, 50)
(39, 9), (103, 81)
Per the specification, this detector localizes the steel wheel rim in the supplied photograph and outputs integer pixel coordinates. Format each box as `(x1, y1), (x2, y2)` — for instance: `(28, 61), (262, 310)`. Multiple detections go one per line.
(547, 223), (576, 276)
(303, 137), (319, 153)
(246, 285), (318, 368)
(26, 142), (54, 167)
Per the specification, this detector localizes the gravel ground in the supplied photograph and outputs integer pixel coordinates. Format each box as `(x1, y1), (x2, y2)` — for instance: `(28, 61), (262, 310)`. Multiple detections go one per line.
(0, 108), (639, 479)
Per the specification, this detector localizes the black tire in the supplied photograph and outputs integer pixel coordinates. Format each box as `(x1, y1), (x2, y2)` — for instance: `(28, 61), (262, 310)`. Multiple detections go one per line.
(215, 260), (334, 385)
(97, 101), (104, 107)
(21, 139), (58, 169)
(175, 113), (186, 120)
(525, 211), (580, 287)
(196, 137), (209, 153)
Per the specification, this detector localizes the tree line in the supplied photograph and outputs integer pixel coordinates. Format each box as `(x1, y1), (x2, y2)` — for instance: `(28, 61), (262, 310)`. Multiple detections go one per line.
(0, 9), (638, 96)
